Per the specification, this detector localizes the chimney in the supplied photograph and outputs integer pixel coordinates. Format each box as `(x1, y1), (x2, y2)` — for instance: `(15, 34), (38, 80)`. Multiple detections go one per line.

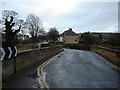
(69, 28), (72, 31)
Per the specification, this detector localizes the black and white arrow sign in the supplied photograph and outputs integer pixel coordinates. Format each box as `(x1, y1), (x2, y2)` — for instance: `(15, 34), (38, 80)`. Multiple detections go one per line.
(0, 46), (18, 61)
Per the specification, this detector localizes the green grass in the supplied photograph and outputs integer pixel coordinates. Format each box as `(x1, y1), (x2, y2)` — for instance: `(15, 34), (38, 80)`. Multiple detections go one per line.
(22, 43), (37, 47)
(100, 44), (120, 50)
(18, 43), (38, 51)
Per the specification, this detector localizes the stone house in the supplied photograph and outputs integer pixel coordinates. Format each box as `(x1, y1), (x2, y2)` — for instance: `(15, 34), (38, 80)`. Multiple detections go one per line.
(59, 28), (80, 44)
(17, 33), (29, 41)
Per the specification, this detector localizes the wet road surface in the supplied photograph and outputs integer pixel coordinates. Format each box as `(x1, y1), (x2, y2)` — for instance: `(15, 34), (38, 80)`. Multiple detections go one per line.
(43, 49), (118, 88)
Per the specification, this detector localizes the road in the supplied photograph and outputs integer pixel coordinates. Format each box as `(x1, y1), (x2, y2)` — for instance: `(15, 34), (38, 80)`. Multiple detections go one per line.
(42, 49), (119, 88)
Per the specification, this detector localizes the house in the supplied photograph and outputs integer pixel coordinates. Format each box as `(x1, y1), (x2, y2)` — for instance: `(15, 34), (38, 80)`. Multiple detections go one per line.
(59, 28), (79, 44)
(17, 33), (29, 41)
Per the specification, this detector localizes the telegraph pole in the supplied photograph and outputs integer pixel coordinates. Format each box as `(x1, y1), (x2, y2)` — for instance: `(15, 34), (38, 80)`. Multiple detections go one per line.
(0, 32), (1, 47)
(0, 31), (2, 90)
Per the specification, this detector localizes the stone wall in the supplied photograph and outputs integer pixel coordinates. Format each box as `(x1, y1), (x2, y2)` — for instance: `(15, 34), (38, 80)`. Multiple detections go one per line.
(91, 46), (120, 67)
(2, 45), (63, 78)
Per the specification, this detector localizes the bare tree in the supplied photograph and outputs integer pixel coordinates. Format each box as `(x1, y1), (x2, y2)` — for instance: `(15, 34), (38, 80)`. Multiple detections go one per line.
(18, 19), (27, 35)
(26, 14), (44, 42)
(47, 27), (59, 42)
(0, 10), (23, 47)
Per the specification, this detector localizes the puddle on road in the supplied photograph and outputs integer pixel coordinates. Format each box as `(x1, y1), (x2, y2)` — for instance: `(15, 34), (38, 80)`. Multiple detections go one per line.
(58, 55), (60, 57)
(28, 72), (37, 78)
(23, 71), (38, 79)
(26, 71), (41, 88)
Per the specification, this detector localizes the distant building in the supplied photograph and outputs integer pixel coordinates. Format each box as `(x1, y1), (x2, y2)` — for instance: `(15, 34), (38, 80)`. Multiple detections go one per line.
(59, 28), (80, 44)
(17, 33), (29, 41)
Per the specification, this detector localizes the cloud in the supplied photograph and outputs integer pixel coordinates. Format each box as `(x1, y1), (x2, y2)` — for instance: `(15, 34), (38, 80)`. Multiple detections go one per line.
(2, 0), (79, 18)
(1, 1), (118, 33)
(45, 2), (118, 33)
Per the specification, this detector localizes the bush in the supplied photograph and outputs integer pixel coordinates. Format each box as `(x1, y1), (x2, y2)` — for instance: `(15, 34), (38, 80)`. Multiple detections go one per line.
(64, 44), (90, 50)
(81, 32), (95, 45)
(107, 33), (120, 46)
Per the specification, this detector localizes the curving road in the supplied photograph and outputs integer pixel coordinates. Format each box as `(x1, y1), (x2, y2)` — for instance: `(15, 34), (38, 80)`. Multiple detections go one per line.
(42, 49), (119, 88)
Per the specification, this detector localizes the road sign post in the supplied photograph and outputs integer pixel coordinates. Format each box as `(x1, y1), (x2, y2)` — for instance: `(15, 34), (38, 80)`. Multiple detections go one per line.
(0, 46), (18, 74)
(13, 57), (17, 73)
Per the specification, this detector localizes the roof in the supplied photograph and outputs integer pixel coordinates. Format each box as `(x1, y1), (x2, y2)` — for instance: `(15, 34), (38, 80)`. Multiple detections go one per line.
(62, 28), (77, 36)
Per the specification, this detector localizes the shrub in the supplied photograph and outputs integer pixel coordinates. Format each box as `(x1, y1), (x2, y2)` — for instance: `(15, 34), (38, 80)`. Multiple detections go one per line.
(64, 44), (90, 50)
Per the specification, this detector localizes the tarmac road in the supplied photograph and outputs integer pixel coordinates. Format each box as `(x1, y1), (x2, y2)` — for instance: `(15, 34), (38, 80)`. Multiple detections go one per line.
(42, 49), (119, 88)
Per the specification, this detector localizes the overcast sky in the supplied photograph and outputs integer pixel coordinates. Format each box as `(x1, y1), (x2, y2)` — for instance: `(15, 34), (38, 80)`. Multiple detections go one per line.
(1, 0), (119, 33)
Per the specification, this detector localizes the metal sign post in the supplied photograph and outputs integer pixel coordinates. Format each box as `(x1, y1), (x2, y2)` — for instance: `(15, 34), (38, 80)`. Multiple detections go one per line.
(13, 57), (17, 73)
(0, 46), (18, 74)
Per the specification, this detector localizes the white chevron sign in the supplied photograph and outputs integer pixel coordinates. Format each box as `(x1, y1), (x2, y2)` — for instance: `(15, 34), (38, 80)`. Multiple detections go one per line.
(8, 47), (12, 59)
(0, 48), (5, 61)
(14, 46), (18, 57)
(0, 46), (18, 61)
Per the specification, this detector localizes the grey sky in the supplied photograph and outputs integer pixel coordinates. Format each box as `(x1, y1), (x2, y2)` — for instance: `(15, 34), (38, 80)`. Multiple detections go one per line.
(1, 0), (118, 33)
